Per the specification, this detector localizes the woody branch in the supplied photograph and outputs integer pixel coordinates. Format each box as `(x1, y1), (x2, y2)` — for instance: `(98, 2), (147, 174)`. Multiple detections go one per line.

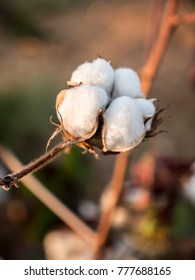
(93, 0), (180, 259)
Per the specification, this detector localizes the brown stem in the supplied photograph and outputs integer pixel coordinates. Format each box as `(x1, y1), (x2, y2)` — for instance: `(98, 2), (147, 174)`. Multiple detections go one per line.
(93, 0), (179, 259)
(94, 151), (130, 259)
(145, 0), (164, 59)
(170, 13), (195, 25)
(0, 141), (75, 190)
(141, 0), (178, 94)
(0, 144), (97, 246)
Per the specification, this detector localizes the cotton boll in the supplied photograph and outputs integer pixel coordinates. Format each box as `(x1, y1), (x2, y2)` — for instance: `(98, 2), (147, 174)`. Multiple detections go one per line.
(70, 58), (114, 95)
(112, 68), (144, 99)
(56, 85), (108, 140)
(102, 96), (146, 152)
(134, 98), (156, 119)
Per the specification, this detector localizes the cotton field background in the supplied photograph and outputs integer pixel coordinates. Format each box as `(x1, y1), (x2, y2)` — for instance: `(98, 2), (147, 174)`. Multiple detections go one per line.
(0, 0), (195, 260)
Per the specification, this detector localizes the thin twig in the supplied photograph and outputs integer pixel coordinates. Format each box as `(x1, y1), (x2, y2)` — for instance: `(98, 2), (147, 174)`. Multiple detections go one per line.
(0, 144), (97, 246)
(141, 0), (178, 94)
(0, 141), (75, 190)
(145, 0), (164, 59)
(170, 13), (195, 25)
(94, 151), (130, 259)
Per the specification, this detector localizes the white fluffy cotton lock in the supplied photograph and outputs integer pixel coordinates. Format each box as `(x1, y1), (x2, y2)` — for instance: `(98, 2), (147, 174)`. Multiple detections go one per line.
(102, 96), (146, 152)
(70, 58), (114, 95)
(112, 68), (144, 99)
(56, 85), (108, 140)
(134, 98), (156, 119)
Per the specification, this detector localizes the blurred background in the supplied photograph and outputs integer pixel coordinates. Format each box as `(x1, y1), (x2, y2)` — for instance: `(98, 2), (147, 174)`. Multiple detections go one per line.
(0, 0), (195, 259)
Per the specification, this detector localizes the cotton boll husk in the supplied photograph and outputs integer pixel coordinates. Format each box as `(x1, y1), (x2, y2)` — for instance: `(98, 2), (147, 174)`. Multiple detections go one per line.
(56, 85), (108, 140)
(134, 98), (156, 119)
(102, 96), (146, 152)
(112, 68), (144, 99)
(70, 58), (114, 95)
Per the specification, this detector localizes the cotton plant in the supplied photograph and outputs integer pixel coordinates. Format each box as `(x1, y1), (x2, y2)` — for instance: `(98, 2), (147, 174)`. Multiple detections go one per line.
(49, 58), (163, 157)
(0, 57), (164, 191)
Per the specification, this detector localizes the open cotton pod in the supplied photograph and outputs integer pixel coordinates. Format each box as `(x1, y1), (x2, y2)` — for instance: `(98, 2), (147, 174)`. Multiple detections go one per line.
(70, 58), (114, 95)
(112, 68), (144, 99)
(102, 96), (146, 152)
(56, 84), (108, 141)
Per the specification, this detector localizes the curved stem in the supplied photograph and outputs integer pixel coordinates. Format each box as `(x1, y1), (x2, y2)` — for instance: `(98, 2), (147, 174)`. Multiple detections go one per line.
(141, 0), (178, 94)
(94, 151), (130, 259)
(0, 144), (97, 246)
(0, 141), (75, 190)
(145, 0), (164, 59)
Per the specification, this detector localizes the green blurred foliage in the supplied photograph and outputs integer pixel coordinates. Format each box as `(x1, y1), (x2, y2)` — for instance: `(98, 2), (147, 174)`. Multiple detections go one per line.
(0, 81), (56, 161)
(0, 0), (90, 38)
(0, 79), (93, 259)
(171, 198), (195, 238)
(0, 0), (94, 257)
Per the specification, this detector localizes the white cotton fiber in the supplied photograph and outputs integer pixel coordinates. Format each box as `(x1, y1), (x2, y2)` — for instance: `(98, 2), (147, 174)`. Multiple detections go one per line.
(134, 98), (156, 119)
(56, 85), (108, 139)
(145, 118), (153, 131)
(102, 96), (146, 152)
(70, 58), (114, 95)
(112, 68), (144, 99)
